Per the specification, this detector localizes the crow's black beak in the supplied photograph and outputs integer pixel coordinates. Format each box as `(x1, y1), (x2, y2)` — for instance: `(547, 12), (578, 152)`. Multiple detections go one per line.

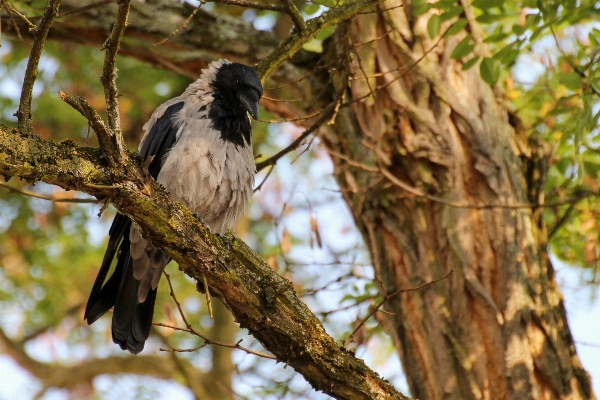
(239, 89), (260, 120)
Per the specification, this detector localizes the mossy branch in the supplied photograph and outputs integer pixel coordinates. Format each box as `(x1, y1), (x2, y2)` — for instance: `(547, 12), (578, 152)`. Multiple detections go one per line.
(256, 0), (382, 79)
(0, 123), (409, 400)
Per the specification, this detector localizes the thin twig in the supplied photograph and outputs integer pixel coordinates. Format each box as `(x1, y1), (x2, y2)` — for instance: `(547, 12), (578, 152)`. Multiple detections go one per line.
(58, 91), (119, 165)
(211, 0), (286, 12)
(0, 181), (98, 203)
(279, 0), (306, 32)
(58, 0), (116, 17)
(2, 0), (35, 31)
(341, 24), (446, 108)
(100, 0), (130, 155)
(343, 270), (454, 348)
(163, 271), (192, 329)
(160, 273), (276, 359)
(156, 323), (278, 359)
(253, 165), (274, 192)
(256, 63), (350, 172)
(256, 0), (381, 79)
(353, 30), (391, 46)
(2, 0), (22, 41)
(154, 4), (202, 47)
(15, 0), (61, 132)
(349, 32), (376, 101)
(551, 26), (600, 97)
(201, 272), (213, 319)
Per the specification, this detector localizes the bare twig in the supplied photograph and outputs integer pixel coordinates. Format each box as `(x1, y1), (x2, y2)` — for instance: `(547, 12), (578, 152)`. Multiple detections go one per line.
(256, 0), (382, 79)
(15, 0), (61, 132)
(2, 0), (22, 42)
(158, 272), (276, 360)
(341, 24), (446, 108)
(343, 270), (454, 348)
(154, 4), (202, 47)
(211, 0), (286, 12)
(201, 272), (213, 319)
(551, 26), (600, 97)
(163, 271), (192, 329)
(100, 0), (130, 156)
(58, 0), (116, 17)
(349, 32), (375, 100)
(279, 0), (306, 32)
(156, 323), (278, 360)
(58, 91), (120, 166)
(2, 0), (35, 32)
(0, 181), (98, 203)
(256, 61), (350, 172)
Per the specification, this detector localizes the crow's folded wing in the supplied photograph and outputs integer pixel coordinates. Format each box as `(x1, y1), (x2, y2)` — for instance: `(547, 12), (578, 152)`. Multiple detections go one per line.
(84, 101), (185, 326)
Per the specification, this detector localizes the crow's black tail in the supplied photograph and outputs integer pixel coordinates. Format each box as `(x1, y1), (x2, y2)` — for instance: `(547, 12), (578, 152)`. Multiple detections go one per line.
(85, 214), (156, 354)
(111, 251), (157, 354)
(85, 214), (130, 324)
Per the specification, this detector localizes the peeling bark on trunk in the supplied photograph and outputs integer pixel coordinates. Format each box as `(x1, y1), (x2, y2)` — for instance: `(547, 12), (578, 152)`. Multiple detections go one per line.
(320, 4), (594, 399)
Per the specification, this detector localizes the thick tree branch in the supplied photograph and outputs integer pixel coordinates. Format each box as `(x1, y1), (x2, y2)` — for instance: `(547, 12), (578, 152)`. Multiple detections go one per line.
(1, 0), (317, 120)
(0, 326), (201, 390)
(0, 124), (409, 400)
(256, 0), (383, 78)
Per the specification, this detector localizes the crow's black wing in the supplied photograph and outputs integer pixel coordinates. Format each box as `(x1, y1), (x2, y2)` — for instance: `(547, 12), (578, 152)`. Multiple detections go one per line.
(139, 101), (185, 179)
(84, 102), (184, 347)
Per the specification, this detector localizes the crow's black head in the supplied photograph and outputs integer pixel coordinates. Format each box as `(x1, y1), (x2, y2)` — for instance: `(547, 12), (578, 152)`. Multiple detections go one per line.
(211, 63), (263, 120)
(209, 62), (262, 147)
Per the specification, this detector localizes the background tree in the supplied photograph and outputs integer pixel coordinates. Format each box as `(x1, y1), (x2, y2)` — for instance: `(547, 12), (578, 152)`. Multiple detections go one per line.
(0, 0), (599, 399)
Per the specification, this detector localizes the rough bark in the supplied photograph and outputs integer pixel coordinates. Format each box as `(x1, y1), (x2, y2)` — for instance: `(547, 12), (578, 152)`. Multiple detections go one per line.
(2, 0), (595, 399)
(0, 0), (324, 120)
(0, 125), (408, 400)
(318, 3), (594, 399)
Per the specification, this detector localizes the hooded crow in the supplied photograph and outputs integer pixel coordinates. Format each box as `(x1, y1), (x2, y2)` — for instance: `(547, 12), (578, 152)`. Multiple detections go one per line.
(84, 59), (263, 354)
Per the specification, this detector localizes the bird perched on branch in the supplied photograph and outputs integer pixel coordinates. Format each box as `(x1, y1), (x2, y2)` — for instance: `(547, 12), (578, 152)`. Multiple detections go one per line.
(84, 59), (263, 354)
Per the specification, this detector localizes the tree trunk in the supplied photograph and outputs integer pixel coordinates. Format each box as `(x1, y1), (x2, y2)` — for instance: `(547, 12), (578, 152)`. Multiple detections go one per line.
(320, 3), (594, 399)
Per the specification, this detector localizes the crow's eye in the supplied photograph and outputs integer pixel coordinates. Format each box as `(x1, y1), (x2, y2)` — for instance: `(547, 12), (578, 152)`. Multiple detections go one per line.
(236, 79), (241, 86)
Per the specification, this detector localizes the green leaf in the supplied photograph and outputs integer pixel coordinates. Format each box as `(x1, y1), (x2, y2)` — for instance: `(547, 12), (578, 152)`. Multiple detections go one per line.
(432, 0), (458, 11)
(462, 56), (480, 71)
(428, 14), (441, 39)
(493, 41), (522, 66)
(451, 35), (474, 60)
(472, 0), (497, 9)
(303, 3), (320, 15)
(583, 161), (600, 178)
(413, 3), (432, 17)
(525, 13), (540, 28)
(444, 18), (468, 37)
(555, 158), (571, 174)
(558, 72), (582, 91)
(440, 6), (463, 22)
(476, 12), (503, 23)
(512, 24), (526, 36)
(480, 57), (500, 85)
(484, 33), (509, 43)
(316, 26), (335, 41)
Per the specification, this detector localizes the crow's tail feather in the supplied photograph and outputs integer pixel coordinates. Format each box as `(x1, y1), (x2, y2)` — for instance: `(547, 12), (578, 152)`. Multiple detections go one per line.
(111, 250), (157, 354)
(84, 215), (130, 324)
